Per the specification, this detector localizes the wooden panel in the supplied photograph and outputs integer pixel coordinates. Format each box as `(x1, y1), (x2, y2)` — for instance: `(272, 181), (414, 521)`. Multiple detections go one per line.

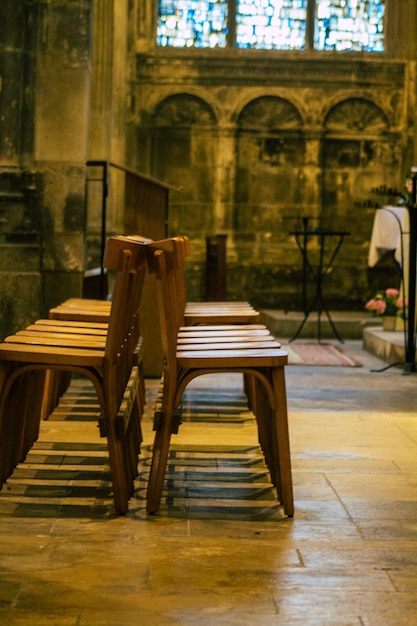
(122, 168), (170, 377)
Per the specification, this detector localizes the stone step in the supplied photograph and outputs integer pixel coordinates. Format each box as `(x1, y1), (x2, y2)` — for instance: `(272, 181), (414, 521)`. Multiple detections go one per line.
(260, 309), (380, 341)
(363, 326), (416, 368)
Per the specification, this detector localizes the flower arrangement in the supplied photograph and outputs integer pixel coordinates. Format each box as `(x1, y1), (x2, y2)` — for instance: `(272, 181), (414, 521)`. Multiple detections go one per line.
(365, 288), (406, 317)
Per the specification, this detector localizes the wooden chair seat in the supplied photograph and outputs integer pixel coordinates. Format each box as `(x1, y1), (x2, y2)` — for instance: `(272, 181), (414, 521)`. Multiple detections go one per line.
(36, 319), (108, 330)
(184, 307), (260, 325)
(4, 333), (106, 350)
(176, 340), (281, 350)
(144, 241), (294, 518)
(51, 292), (260, 326)
(27, 323), (107, 336)
(178, 328), (271, 338)
(184, 308), (260, 324)
(0, 236), (149, 515)
(49, 298), (111, 323)
(156, 235), (262, 326)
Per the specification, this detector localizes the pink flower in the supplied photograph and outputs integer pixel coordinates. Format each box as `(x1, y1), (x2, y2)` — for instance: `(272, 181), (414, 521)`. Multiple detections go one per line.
(365, 287), (405, 317)
(374, 300), (387, 315)
(365, 298), (387, 314)
(365, 298), (376, 311)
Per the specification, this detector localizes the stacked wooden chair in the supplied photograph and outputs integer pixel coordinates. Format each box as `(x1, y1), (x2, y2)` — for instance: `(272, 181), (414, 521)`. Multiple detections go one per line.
(0, 235), (149, 515)
(145, 237), (294, 517)
(48, 235), (261, 327)
(14, 235), (151, 419)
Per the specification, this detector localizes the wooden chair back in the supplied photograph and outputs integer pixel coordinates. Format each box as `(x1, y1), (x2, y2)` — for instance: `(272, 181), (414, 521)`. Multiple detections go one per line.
(146, 237), (188, 328)
(102, 235), (149, 427)
(146, 242), (182, 366)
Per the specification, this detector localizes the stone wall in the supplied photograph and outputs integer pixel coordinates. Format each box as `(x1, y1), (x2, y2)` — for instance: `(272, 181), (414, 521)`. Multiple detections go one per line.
(0, 0), (90, 339)
(128, 0), (417, 310)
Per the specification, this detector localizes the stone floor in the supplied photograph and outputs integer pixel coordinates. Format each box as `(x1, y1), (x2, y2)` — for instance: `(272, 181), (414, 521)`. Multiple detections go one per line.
(0, 339), (417, 625)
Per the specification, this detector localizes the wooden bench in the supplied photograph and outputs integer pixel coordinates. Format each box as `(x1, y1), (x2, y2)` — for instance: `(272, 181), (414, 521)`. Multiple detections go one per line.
(144, 240), (294, 517)
(0, 235), (149, 515)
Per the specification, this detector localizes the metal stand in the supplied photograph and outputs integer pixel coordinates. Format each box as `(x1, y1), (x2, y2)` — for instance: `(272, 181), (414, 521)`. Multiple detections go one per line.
(289, 228), (350, 343)
(402, 175), (417, 373)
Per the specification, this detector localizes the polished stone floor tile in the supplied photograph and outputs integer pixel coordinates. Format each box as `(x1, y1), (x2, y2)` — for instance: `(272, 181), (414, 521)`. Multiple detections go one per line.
(0, 341), (417, 625)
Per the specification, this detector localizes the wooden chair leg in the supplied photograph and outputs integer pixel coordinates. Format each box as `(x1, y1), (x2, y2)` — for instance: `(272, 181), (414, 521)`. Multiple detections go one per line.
(41, 370), (71, 420)
(0, 369), (44, 487)
(270, 366), (294, 517)
(252, 376), (272, 472)
(146, 410), (175, 514)
(243, 372), (256, 410)
(124, 402), (141, 490)
(105, 386), (144, 514)
(18, 370), (46, 462)
(105, 427), (132, 515)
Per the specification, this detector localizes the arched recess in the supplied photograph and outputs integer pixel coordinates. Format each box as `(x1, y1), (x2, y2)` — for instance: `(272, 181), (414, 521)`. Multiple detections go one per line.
(235, 96), (305, 233)
(321, 97), (399, 228)
(151, 94), (217, 235)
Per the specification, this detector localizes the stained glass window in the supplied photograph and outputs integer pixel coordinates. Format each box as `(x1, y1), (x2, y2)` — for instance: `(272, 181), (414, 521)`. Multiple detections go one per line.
(236, 0), (308, 50)
(315, 0), (385, 51)
(156, 0), (385, 52)
(157, 1), (228, 48)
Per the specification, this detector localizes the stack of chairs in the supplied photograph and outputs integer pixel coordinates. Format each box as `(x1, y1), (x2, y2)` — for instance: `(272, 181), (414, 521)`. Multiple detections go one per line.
(0, 235), (149, 515)
(145, 237), (294, 517)
(0, 233), (294, 518)
(48, 235), (261, 327)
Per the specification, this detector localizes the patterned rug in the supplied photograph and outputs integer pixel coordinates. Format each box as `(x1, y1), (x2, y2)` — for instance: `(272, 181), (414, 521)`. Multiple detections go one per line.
(282, 342), (362, 367)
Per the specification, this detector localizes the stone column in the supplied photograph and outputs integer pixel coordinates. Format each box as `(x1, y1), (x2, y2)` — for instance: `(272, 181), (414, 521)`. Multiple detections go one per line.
(0, 1), (25, 166)
(0, 1), (40, 338)
(214, 124), (237, 233)
(385, 0), (417, 60)
(88, 0), (130, 250)
(33, 1), (91, 312)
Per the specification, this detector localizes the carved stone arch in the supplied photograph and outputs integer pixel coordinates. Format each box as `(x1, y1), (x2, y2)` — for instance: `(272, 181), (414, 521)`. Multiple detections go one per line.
(151, 93), (217, 228)
(321, 96), (399, 238)
(234, 96), (306, 229)
(324, 98), (389, 135)
(237, 96), (303, 132)
(153, 93), (217, 127)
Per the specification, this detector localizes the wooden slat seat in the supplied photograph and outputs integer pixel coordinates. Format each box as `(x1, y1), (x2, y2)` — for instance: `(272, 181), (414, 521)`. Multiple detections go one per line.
(174, 235), (260, 323)
(28, 322), (108, 336)
(177, 236), (262, 325)
(49, 299), (111, 323)
(35, 319), (108, 330)
(144, 242), (294, 517)
(184, 309), (260, 325)
(0, 235), (149, 515)
(5, 332), (106, 349)
(184, 305), (260, 325)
